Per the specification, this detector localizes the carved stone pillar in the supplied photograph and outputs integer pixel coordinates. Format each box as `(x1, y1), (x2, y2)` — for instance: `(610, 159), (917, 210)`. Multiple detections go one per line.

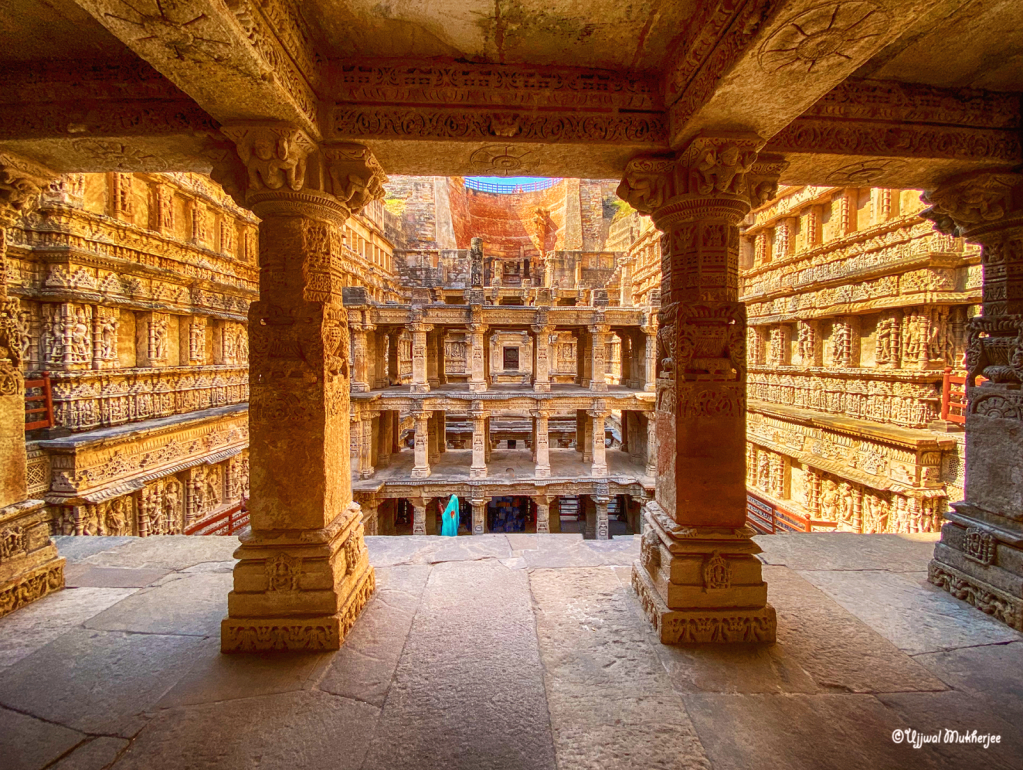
(411, 410), (431, 478)
(588, 322), (609, 392)
(387, 329), (400, 386)
(470, 403), (488, 479)
(427, 411), (440, 464)
(468, 311), (488, 393)
(922, 171), (1023, 631)
(408, 319), (432, 394)
(350, 321), (370, 392)
(426, 328), (441, 389)
(218, 126), (383, 652)
(645, 411), (658, 478)
(589, 404), (608, 476)
(594, 495), (610, 540)
(532, 323), (552, 393)
(535, 494), (552, 534)
(533, 407), (551, 478)
(360, 413), (376, 479)
(577, 328), (592, 387)
(360, 499), (380, 536)
(411, 498), (428, 536)
(643, 317), (658, 392)
(618, 137), (781, 644)
(471, 497), (487, 535)
(0, 152), (64, 619)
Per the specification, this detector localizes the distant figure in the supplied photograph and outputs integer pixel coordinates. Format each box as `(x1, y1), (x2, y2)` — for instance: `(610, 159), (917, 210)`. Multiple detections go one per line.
(441, 494), (460, 537)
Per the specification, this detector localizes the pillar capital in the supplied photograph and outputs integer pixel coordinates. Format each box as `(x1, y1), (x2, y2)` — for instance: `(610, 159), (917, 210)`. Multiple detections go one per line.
(921, 170), (1023, 240)
(220, 123), (386, 225)
(0, 152), (56, 227)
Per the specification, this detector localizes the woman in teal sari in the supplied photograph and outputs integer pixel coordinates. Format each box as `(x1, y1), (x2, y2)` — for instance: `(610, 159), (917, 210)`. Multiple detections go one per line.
(441, 494), (460, 537)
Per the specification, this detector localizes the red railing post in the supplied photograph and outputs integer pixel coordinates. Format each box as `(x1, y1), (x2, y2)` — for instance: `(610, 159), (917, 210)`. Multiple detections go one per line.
(941, 366), (952, 421)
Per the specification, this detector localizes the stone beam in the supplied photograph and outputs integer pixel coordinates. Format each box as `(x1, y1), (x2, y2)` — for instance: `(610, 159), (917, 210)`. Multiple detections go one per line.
(325, 60), (668, 178)
(0, 60), (219, 173)
(764, 79), (1023, 188)
(664, 0), (956, 149)
(71, 0), (322, 138)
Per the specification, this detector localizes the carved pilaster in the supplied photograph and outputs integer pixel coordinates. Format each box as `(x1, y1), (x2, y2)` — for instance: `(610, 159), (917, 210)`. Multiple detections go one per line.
(219, 125), (386, 653)
(618, 137), (781, 645)
(411, 410), (431, 479)
(533, 407), (551, 478)
(470, 402), (489, 479)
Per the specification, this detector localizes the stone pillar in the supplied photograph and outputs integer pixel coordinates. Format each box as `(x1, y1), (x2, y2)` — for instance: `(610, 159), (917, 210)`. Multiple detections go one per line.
(535, 494), (552, 534)
(411, 497), (429, 536)
(577, 328), (592, 387)
(408, 318), (432, 393)
(471, 497), (487, 535)
(387, 329), (400, 385)
(427, 411), (441, 464)
(0, 152), (65, 619)
(645, 411), (658, 478)
(618, 136), (782, 643)
(589, 404), (608, 476)
(350, 413), (363, 477)
(218, 128), (383, 652)
(411, 410), (431, 478)
(595, 495), (610, 540)
(351, 320), (370, 392)
(426, 328), (441, 389)
(533, 407), (551, 478)
(922, 171), (1023, 631)
(589, 323), (609, 391)
(642, 317), (658, 392)
(360, 413), (376, 479)
(470, 403), (488, 478)
(468, 311), (488, 393)
(360, 498), (380, 536)
(532, 323), (552, 393)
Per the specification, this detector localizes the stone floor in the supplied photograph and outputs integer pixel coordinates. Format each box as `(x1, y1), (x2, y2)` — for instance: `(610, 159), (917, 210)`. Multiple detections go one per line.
(2, 532), (1022, 770)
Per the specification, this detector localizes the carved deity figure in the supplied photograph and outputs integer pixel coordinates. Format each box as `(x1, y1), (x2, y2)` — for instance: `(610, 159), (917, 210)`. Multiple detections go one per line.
(819, 480), (839, 521)
(693, 144), (756, 196)
(248, 135), (305, 191)
(757, 452), (771, 491)
(105, 497), (131, 536)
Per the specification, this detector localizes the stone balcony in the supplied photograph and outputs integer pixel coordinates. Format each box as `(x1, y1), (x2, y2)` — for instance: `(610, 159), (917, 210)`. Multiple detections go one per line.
(1, 533), (1021, 769)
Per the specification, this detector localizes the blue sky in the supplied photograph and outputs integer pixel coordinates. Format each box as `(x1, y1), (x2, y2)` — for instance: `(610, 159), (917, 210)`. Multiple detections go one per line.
(464, 177), (554, 188)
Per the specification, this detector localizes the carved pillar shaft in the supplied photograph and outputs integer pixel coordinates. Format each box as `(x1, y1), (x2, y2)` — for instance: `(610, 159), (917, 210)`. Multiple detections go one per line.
(468, 321), (487, 393)
(219, 128), (385, 652)
(588, 323), (609, 392)
(409, 323), (432, 393)
(594, 496), (610, 540)
(645, 412), (657, 477)
(412, 500), (427, 536)
(532, 324), (551, 393)
(470, 406), (488, 479)
(533, 409), (550, 478)
(590, 409), (608, 476)
(617, 137), (781, 644)
(411, 411), (431, 478)
(351, 323), (369, 392)
(360, 416), (375, 479)
(535, 498), (551, 535)
(471, 498), (487, 535)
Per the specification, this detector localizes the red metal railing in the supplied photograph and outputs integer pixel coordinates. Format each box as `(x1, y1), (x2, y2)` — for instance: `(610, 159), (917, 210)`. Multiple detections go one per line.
(184, 500), (249, 536)
(747, 493), (838, 534)
(940, 367), (969, 425)
(24, 372), (54, 431)
(464, 178), (561, 194)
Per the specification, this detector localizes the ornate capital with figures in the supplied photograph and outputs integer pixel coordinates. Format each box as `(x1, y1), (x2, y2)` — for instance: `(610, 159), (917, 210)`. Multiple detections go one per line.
(0, 152), (56, 228)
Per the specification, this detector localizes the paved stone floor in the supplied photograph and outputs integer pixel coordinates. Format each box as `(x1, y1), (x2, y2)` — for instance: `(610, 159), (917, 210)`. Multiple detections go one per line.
(2, 532), (1022, 770)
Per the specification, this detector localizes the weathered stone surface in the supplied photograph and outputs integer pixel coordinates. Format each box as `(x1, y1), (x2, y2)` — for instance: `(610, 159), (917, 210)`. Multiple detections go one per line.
(798, 569), (1023, 655)
(758, 533), (941, 572)
(65, 564), (171, 588)
(531, 567), (711, 769)
(318, 565), (431, 707)
(365, 534), (512, 567)
(684, 693), (949, 770)
(0, 628), (207, 736)
(0, 705), (83, 770)
(0, 586), (137, 668)
(765, 566), (947, 693)
(116, 691), (379, 770)
(361, 560), (556, 770)
(53, 536), (137, 563)
(85, 573), (232, 637)
(79, 536), (239, 571)
(51, 737), (130, 770)
(913, 641), (1023, 728)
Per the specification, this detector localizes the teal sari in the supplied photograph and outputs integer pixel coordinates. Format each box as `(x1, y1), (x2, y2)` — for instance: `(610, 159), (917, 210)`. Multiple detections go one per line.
(441, 495), (460, 537)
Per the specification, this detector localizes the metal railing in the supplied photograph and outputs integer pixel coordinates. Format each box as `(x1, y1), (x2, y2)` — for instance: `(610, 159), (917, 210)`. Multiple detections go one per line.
(184, 500), (249, 536)
(24, 372), (54, 431)
(940, 367), (970, 425)
(464, 178), (561, 194)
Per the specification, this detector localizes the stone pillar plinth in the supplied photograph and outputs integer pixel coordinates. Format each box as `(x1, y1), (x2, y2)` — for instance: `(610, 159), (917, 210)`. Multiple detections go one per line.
(468, 315), (488, 393)
(533, 407), (551, 478)
(532, 323), (552, 393)
(618, 137), (783, 644)
(922, 171), (1023, 631)
(409, 319), (432, 393)
(471, 497), (487, 535)
(0, 154), (65, 619)
(218, 128), (383, 652)
(411, 410), (431, 478)
(590, 405), (608, 476)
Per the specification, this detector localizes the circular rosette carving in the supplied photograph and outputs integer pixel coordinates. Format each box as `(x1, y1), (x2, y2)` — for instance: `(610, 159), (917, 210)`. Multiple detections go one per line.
(826, 159), (908, 186)
(759, 2), (889, 74)
(469, 145), (536, 177)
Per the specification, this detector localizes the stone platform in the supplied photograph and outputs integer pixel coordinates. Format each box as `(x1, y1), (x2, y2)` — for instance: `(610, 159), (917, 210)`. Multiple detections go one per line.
(1, 532), (1022, 769)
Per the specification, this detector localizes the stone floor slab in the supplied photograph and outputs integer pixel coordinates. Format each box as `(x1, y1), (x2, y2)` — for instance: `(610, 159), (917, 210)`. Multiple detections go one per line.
(913, 641), (1023, 728)
(51, 737), (130, 770)
(318, 565), (431, 708)
(0, 587), (138, 669)
(765, 566), (948, 694)
(78, 536), (239, 571)
(53, 537), (137, 564)
(757, 532), (940, 572)
(0, 628), (208, 737)
(65, 565), (171, 589)
(84, 572), (232, 637)
(113, 691), (379, 770)
(361, 559), (556, 770)
(0, 705), (84, 770)
(531, 566), (710, 769)
(798, 569), (1023, 655)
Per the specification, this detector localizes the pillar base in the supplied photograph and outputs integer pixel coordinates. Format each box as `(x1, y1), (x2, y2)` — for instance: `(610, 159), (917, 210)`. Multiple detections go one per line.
(221, 503), (376, 653)
(533, 383), (551, 393)
(591, 464), (608, 477)
(359, 468), (375, 480)
(411, 467), (431, 479)
(411, 384), (430, 394)
(0, 500), (65, 619)
(631, 502), (776, 644)
(589, 383), (608, 392)
(470, 467), (488, 479)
